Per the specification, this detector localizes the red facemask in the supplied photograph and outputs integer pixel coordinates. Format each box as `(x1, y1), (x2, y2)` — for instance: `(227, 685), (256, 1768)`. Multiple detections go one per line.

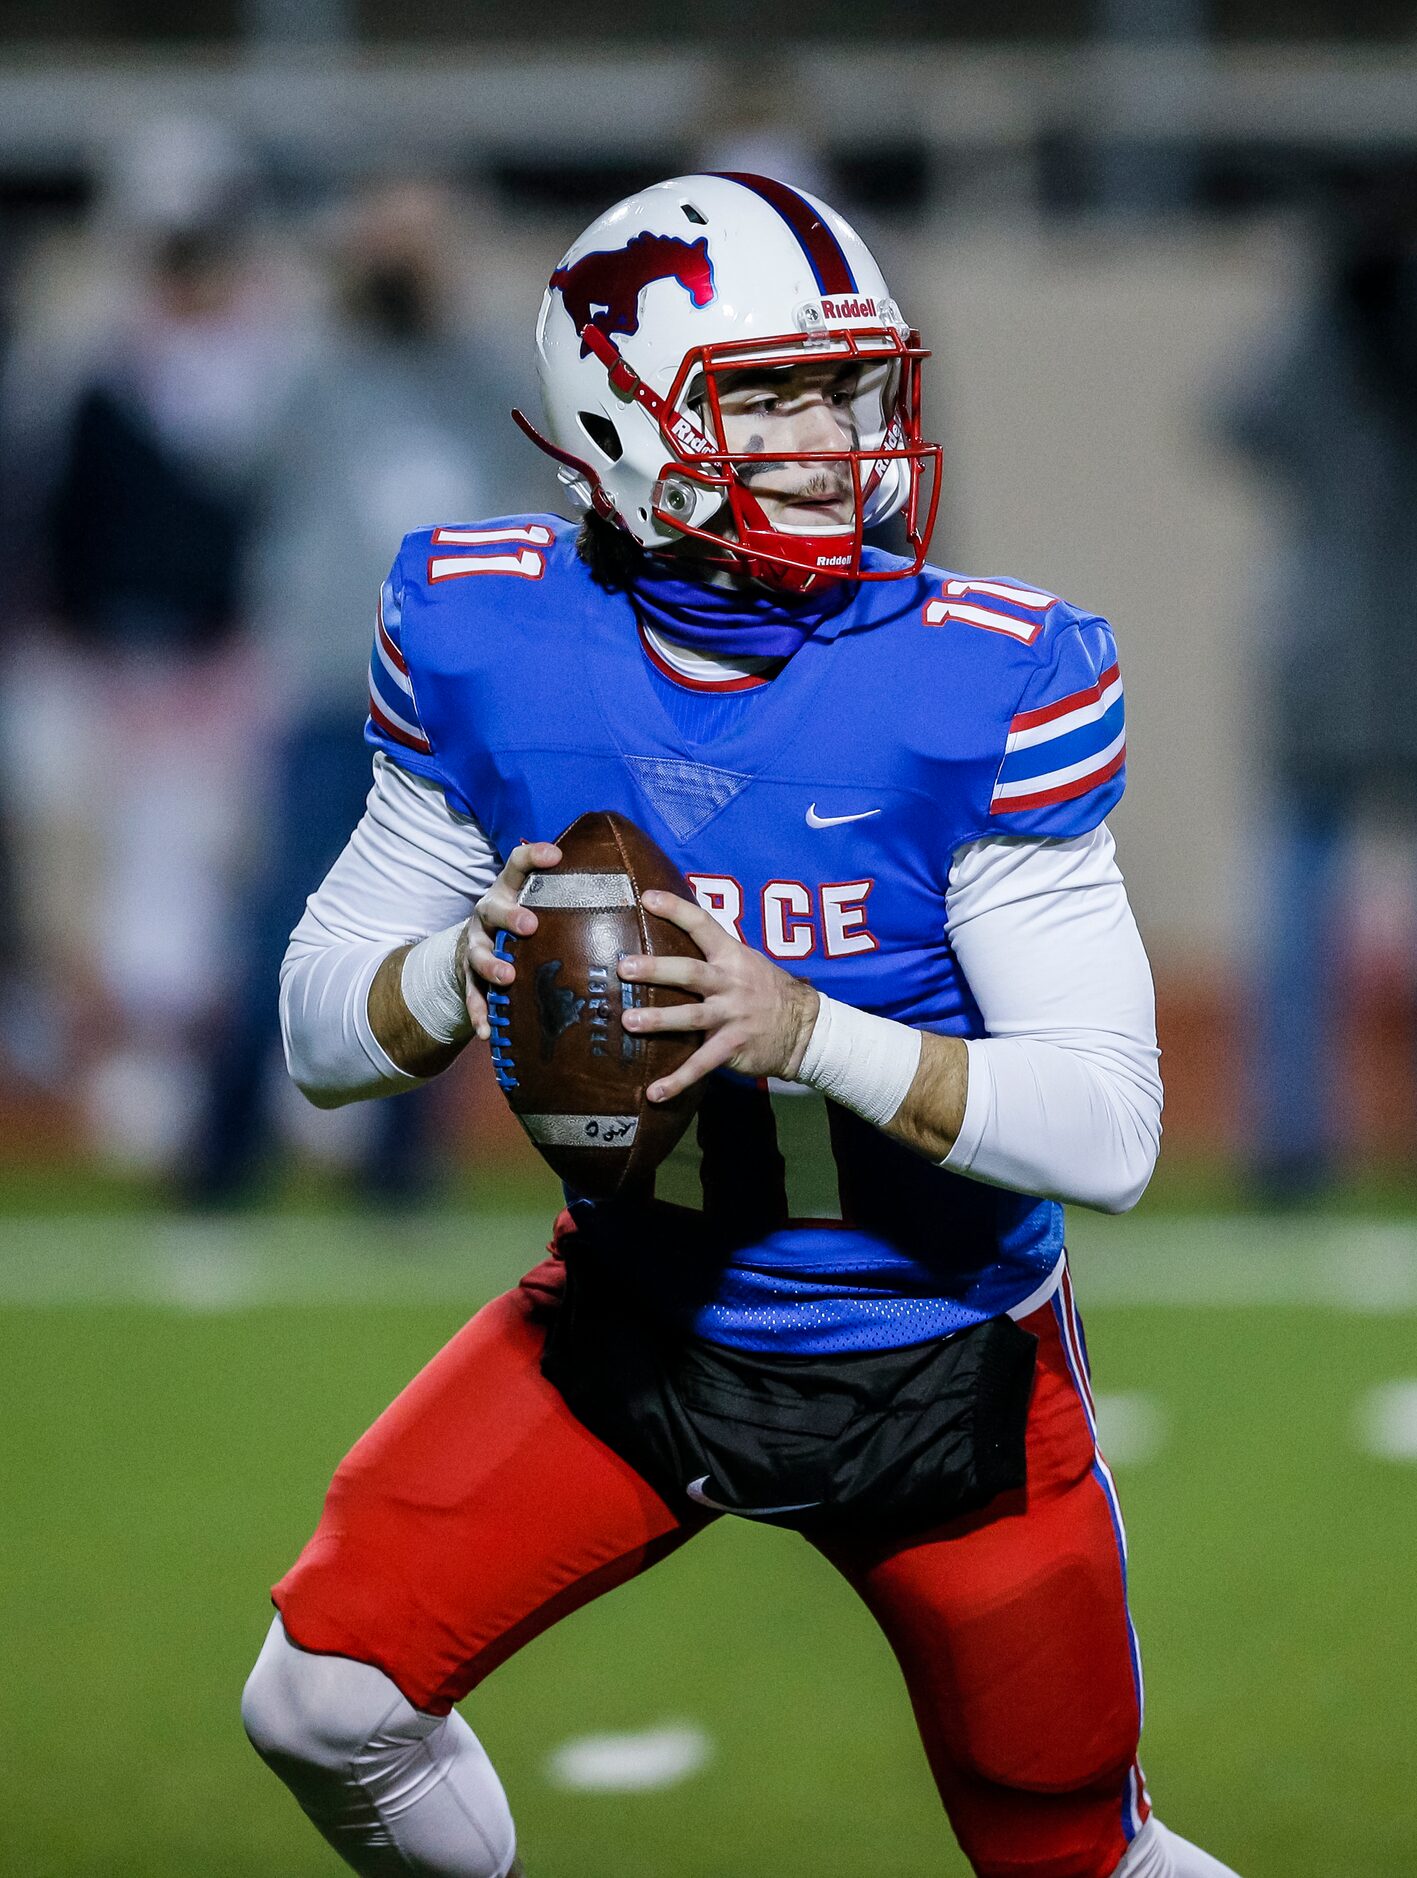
(517, 323), (942, 596)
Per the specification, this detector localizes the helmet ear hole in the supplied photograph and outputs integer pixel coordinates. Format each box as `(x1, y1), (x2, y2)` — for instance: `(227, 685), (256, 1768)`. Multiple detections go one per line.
(577, 411), (623, 462)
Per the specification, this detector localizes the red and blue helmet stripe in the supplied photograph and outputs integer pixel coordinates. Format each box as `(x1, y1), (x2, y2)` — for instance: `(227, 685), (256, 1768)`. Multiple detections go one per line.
(712, 171), (859, 296)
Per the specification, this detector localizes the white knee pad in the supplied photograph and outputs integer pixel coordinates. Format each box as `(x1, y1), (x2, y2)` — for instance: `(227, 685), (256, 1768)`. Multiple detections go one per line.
(242, 1615), (516, 1878)
(1116, 1818), (1242, 1878)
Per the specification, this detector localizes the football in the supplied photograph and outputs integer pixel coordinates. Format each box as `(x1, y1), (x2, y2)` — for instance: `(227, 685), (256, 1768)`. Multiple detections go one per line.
(489, 809), (705, 1197)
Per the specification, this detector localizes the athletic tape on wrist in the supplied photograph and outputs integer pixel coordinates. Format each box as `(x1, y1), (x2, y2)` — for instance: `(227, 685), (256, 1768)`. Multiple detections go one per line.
(400, 922), (473, 1045)
(797, 994), (922, 1127)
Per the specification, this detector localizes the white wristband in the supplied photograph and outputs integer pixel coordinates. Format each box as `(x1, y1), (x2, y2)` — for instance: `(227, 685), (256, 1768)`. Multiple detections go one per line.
(399, 922), (473, 1045)
(796, 994), (922, 1128)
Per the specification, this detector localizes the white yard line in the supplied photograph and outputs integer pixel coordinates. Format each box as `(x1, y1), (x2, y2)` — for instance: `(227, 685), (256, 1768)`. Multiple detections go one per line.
(0, 1214), (1414, 1312)
(1095, 1391), (1168, 1465)
(1355, 1381), (1417, 1461)
(0, 1212), (553, 1309)
(1072, 1219), (1417, 1312)
(543, 1723), (714, 1793)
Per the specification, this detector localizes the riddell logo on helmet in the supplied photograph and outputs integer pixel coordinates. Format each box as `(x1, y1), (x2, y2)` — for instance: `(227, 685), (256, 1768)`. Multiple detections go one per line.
(820, 295), (877, 320)
(550, 234), (716, 358)
(666, 412), (714, 458)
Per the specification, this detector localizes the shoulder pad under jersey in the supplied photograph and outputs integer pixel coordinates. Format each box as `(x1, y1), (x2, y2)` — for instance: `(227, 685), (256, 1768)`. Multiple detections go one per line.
(918, 570), (1126, 840)
(365, 513), (574, 792)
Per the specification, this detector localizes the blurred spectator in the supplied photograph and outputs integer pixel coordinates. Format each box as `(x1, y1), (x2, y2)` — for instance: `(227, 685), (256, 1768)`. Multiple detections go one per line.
(0, 279), (40, 1093)
(0, 129), (303, 1171)
(45, 226), (260, 656)
(187, 180), (541, 1206)
(1219, 165), (1417, 1201)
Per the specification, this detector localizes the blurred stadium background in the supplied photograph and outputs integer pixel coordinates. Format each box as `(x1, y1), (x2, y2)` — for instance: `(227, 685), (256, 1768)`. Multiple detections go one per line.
(2, 3), (1417, 1874)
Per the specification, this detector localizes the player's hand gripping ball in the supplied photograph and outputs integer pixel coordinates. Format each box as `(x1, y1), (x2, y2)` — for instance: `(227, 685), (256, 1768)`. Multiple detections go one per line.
(489, 811), (705, 1196)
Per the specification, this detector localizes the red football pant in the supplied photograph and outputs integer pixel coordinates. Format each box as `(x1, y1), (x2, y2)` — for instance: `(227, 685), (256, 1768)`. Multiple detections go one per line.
(275, 1255), (1148, 1878)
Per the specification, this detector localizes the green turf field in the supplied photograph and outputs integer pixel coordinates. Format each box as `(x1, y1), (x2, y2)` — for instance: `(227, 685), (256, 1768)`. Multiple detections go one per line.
(5, 1203), (1416, 1877)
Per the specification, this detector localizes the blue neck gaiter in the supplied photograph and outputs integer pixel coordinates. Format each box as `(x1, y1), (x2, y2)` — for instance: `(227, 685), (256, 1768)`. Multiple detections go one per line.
(628, 561), (857, 661)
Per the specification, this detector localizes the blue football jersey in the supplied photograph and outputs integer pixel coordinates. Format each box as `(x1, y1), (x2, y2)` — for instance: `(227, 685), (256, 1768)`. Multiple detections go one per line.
(367, 517), (1126, 1353)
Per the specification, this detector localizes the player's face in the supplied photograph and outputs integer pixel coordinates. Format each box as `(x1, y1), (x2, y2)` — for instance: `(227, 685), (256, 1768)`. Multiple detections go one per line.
(712, 360), (866, 532)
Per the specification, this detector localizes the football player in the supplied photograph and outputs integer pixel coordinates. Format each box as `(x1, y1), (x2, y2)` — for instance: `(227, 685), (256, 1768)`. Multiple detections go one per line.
(241, 174), (1239, 1878)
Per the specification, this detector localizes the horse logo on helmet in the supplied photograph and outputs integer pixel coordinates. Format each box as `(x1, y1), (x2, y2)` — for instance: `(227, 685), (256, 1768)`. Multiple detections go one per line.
(550, 233), (715, 357)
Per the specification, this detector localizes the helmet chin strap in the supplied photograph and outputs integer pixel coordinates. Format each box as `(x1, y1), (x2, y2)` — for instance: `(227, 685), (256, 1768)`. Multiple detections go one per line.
(509, 407), (622, 522)
(579, 325), (722, 468)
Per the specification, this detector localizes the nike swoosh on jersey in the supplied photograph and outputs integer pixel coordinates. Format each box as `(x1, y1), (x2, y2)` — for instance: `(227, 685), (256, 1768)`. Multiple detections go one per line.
(805, 803), (882, 828)
(685, 1475), (823, 1517)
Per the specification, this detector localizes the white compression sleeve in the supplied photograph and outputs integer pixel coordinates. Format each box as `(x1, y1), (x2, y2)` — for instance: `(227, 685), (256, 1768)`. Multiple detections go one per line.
(242, 1617), (517, 1878)
(1116, 1818), (1243, 1876)
(942, 824), (1162, 1213)
(279, 753), (499, 1108)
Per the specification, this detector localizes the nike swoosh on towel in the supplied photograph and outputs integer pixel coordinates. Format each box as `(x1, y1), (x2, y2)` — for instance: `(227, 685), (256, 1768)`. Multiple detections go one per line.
(686, 1476), (823, 1517)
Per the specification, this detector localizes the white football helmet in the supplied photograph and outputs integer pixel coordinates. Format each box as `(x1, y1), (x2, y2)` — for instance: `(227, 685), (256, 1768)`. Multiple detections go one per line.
(514, 172), (941, 593)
